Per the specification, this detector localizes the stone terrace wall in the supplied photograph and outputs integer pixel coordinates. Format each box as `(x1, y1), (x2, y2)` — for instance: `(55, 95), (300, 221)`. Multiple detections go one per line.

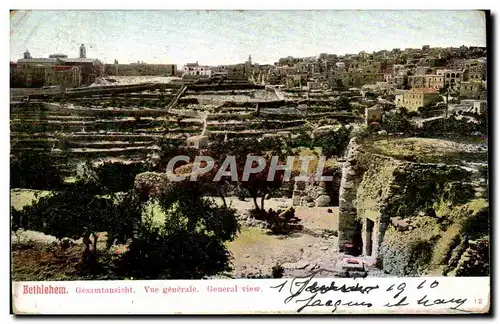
(337, 138), (365, 250)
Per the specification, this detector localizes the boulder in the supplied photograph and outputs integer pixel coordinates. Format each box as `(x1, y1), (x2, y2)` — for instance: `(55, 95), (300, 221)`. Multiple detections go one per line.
(315, 195), (331, 207)
(341, 258), (365, 272)
(295, 261), (310, 270)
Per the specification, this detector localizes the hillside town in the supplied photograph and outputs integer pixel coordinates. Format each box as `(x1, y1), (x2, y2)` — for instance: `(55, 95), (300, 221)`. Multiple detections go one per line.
(11, 44), (487, 115)
(11, 39), (488, 281)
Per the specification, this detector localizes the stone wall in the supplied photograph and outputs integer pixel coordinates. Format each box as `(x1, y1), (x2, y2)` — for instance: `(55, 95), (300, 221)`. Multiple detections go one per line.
(291, 167), (341, 208)
(337, 138), (364, 250)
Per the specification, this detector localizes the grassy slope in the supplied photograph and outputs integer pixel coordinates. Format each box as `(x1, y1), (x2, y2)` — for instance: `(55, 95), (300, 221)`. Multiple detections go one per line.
(362, 136), (487, 164)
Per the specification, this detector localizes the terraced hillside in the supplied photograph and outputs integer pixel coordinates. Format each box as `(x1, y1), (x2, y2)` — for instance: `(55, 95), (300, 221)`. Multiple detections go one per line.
(10, 83), (196, 170)
(177, 86), (363, 141)
(11, 78), (364, 173)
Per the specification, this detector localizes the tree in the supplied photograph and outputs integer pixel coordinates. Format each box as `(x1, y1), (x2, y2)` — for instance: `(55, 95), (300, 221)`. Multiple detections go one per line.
(93, 162), (147, 193)
(397, 107), (409, 116)
(10, 150), (65, 190)
(238, 159), (285, 212)
(335, 79), (345, 91)
(291, 128), (312, 148)
(337, 96), (351, 111)
(312, 126), (352, 158)
(383, 111), (414, 134)
(259, 136), (293, 160)
(439, 84), (451, 118)
(117, 181), (240, 279)
(364, 91), (377, 100)
(12, 188), (122, 268)
(173, 160), (231, 209)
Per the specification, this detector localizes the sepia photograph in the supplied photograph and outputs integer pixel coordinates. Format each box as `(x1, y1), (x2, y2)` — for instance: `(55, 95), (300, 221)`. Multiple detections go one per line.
(9, 9), (490, 315)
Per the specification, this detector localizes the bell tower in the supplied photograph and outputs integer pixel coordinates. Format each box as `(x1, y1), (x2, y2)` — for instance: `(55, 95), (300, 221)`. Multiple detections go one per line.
(79, 44), (86, 58)
(23, 49), (31, 59)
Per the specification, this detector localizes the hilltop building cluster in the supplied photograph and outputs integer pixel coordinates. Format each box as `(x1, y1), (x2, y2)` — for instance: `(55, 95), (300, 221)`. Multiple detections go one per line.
(10, 44), (105, 88)
(249, 45), (486, 112)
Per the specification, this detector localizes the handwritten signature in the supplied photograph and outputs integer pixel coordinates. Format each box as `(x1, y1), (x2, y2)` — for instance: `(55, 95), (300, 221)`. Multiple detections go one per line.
(270, 269), (379, 313)
(270, 270), (469, 313)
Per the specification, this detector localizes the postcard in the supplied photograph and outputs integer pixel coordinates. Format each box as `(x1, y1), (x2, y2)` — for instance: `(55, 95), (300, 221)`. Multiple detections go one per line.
(10, 9), (490, 315)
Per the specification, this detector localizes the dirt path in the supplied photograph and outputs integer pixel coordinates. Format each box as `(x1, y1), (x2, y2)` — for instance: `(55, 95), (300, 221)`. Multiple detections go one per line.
(215, 197), (343, 278)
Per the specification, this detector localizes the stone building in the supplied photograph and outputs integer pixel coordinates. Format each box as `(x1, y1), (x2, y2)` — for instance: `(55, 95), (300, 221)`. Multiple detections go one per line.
(16, 46), (104, 87)
(57, 57), (104, 84)
(394, 88), (440, 112)
(408, 75), (425, 89)
(415, 66), (433, 76)
(459, 81), (486, 100)
(337, 138), (364, 255)
(424, 74), (445, 90)
(186, 135), (209, 149)
(211, 65), (229, 76)
(464, 58), (486, 82)
(79, 44), (86, 58)
(409, 74), (444, 90)
(436, 69), (463, 90)
(349, 60), (383, 86)
(286, 74), (307, 88)
(183, 62), (212, 77)
(450, 99), (487, 115)
(365, 105), (382, 126)
(292, 168), (341, 208)
(16, 57), (57, 87)
(227, 64), (248, 78)
(44, 65), (82, 88)
(337, 138), (395, 258)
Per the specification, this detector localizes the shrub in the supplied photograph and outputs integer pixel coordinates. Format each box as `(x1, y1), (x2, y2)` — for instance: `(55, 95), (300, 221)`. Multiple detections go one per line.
(76, 161), (147, 194)
(382, 112), (414, 134)
(312, 126), (351, 158)
(10, 150), (65, 190)
(95, 162), (147, 193)
(271, 263), (284, 278)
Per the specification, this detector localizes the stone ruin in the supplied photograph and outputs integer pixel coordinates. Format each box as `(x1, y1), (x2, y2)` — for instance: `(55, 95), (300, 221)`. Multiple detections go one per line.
(292, 171), (341, 207)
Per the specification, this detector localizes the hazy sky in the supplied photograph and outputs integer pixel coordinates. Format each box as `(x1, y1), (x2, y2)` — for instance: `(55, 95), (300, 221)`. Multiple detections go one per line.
(10, 10), (487, 65)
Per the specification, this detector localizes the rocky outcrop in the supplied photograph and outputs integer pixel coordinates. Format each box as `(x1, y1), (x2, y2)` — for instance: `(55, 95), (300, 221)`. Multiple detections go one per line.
(454, 238), (489, 276)
(379, 218), (440, 277)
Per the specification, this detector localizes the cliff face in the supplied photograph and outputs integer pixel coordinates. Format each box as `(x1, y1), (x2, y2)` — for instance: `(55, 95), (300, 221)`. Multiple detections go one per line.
(337, 137), (488, 276)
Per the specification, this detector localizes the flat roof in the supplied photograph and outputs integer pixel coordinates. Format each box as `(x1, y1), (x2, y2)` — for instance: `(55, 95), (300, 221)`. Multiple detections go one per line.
(59, 58), (100, 64)
(18, 58), (57, 63)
